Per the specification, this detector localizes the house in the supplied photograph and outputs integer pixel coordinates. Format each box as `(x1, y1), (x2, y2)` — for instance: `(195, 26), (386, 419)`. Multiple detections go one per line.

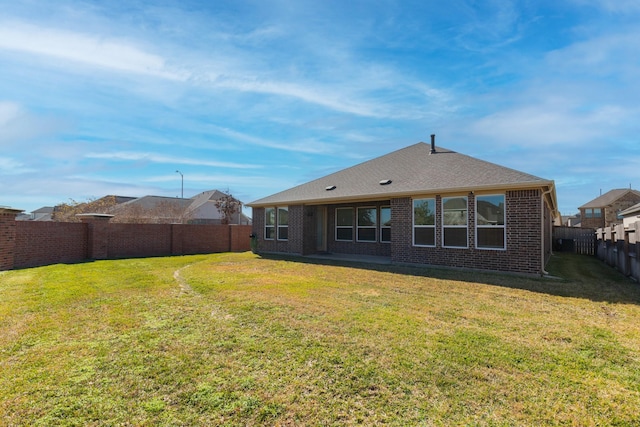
(578, 189), (640, 229)
(247, 138), (559, 275)
(110, 190), (250, 224)
(16, 206), (54, 221)
(618, 202), (640, 229)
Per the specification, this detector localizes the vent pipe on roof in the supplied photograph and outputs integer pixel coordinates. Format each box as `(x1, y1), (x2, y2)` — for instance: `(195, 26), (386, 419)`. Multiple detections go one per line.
(430, 134), (436, 154)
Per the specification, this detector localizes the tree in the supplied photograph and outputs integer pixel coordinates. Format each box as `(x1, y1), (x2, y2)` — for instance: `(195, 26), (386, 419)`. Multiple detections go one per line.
(52, 196), (119, 222)
(214, 190), (241, 224)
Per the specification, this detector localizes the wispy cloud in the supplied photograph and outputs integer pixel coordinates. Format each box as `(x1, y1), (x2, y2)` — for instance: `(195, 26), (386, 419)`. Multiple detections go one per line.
(0, 21), (186, 80)
(85, 151), (262, 169)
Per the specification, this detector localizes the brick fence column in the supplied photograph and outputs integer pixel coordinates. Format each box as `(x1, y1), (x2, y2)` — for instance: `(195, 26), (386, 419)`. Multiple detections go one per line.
(77, 214), (113, 260)
(0, 208), (23, 271)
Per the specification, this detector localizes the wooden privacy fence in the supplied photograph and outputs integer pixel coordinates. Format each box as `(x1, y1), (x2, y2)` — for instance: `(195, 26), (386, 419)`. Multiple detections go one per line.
(553, 226), (596, 255)
(595, 222), (640, 282)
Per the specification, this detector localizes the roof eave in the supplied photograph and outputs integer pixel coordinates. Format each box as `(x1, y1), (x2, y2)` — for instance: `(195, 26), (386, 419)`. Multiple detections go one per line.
(247, 180), (555, 208)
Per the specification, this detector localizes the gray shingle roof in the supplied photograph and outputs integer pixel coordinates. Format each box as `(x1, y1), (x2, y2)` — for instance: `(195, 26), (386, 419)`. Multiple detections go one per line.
(248, 142), (554, 207)
(579, 189), (640, 209)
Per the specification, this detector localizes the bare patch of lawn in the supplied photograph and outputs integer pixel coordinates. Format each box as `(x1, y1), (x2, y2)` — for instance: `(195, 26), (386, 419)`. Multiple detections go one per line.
(1, 252), (639, 425)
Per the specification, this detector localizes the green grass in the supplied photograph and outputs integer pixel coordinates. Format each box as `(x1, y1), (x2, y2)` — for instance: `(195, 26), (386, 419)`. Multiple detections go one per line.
(1, 252), (640, 426)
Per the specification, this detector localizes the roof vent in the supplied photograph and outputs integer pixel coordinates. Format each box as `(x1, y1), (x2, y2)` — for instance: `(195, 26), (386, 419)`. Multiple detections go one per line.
(325, 185), (336, 191)
(379, 179), (392, 185)
(430, 134), (436, 154)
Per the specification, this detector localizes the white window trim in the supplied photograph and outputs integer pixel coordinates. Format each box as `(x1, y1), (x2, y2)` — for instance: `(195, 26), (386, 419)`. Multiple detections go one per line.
(356, 206), (377, 242)
(335, 207), (354, 242)
(442, 196), (468, 249)
(380, 206), (391, 243)
(277, 206), (288, 241)
(264, 207), (275, 240)
(413, 198), (436, 247)
(475, 194), (506, 251)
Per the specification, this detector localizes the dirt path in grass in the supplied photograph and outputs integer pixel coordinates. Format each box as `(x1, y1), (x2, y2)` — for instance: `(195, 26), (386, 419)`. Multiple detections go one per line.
(173, 265), (199, 296)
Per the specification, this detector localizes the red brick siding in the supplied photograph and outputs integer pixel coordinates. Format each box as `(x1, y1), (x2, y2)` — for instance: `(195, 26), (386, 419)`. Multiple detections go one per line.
(251, 206), (304, 254)
(251, 189), (547, 274)
(14, 221), (88, 269)
(392, 190), (543, 274)
(325, 201), (392, 257)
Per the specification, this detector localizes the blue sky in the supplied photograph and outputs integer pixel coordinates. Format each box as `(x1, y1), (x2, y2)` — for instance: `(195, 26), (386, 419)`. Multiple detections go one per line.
(1, 0), (639, 217)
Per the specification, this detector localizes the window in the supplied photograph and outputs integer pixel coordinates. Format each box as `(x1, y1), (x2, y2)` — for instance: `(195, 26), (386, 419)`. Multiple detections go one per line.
(413, 198), (435, 246)
(380, 206), (391, 243)
(336, 208), (354, 241)
(476, 195), (505, 250)
(357, 207), (377, 242)
(277, 207), (288, 240)
(442, 196), (468, 248)
(265, 208), (275, 240)
(584, 208), (602, 219)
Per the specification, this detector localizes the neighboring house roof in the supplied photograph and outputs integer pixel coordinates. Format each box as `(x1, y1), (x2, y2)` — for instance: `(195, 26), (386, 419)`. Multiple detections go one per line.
(248, 142), (556, 208)
(579, 189), (640, 209)
(189, 189), (239, 211)
(619, 202), (640, 217)
(113, 195), (192, 213)
(32, 206), (54, 214)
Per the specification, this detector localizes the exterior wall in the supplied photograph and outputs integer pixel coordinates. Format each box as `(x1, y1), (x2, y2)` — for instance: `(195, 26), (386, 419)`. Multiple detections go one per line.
(325, 201), (392, 257)
(251, 205), (304, 254)
(390, 190), (542, 274)
(1, 219), (251, 271)
(251, 189), (547, 274)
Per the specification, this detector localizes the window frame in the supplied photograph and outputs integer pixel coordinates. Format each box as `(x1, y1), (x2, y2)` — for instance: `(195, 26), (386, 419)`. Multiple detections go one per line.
(413, 198), (436, 247)
(475, 194), (506, 250)
(442, 196), (468, 249)
(277, 206), (289, 241)
(380, 206), (391, 243)
(356, 206), (377, 242)
(335, 207), (354, 242)
(264, 207), (275, 240)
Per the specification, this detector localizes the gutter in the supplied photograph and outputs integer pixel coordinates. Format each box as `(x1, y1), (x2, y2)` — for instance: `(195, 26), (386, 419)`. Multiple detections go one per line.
(541, 183), (556, 276)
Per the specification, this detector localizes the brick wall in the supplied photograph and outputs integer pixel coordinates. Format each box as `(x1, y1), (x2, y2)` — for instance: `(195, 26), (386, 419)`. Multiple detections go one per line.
(0, 210), (21, 270)
(391, 190), (544, 274)
(250, 189), (548, 275)
(15, 221), (88, 269)
(325, 201), (392, 257)
(0, 216), (251, 271)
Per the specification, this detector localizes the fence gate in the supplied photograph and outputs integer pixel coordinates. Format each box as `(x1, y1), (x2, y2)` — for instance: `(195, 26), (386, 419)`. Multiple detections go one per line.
(553, 226), (596, 255)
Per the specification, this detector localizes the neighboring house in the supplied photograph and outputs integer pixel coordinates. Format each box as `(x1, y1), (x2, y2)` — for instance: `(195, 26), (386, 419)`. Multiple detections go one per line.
(187, 190), (248, 225)
(561, 214), (581, 227)
(16, 206), (54, 221)
(109, 190), (249, 224)
(248, 139), (559, 275)
(619, 202), (640, 229)
(578, 189), (640, 229)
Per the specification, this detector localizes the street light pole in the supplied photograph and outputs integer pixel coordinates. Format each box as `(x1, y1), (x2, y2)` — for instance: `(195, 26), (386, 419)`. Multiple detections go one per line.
(175, 170), (183, 198)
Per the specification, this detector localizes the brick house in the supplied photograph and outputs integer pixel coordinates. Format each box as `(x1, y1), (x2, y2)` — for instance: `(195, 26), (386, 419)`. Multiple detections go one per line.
(247, 139), (559, 275)
(578, 189), (640, 229)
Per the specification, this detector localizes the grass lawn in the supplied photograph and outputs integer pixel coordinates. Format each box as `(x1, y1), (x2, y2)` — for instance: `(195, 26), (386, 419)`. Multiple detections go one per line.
(1, 252), (639, 426)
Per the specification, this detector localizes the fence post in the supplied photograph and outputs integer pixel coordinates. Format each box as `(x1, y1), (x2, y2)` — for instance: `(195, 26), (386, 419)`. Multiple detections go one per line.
(77, 214), (113, 260)
(0, 208), (23, 271)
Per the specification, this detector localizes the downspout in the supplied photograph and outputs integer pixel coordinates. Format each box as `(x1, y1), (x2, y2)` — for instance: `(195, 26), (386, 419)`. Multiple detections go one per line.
(541, 183), (555, 275)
